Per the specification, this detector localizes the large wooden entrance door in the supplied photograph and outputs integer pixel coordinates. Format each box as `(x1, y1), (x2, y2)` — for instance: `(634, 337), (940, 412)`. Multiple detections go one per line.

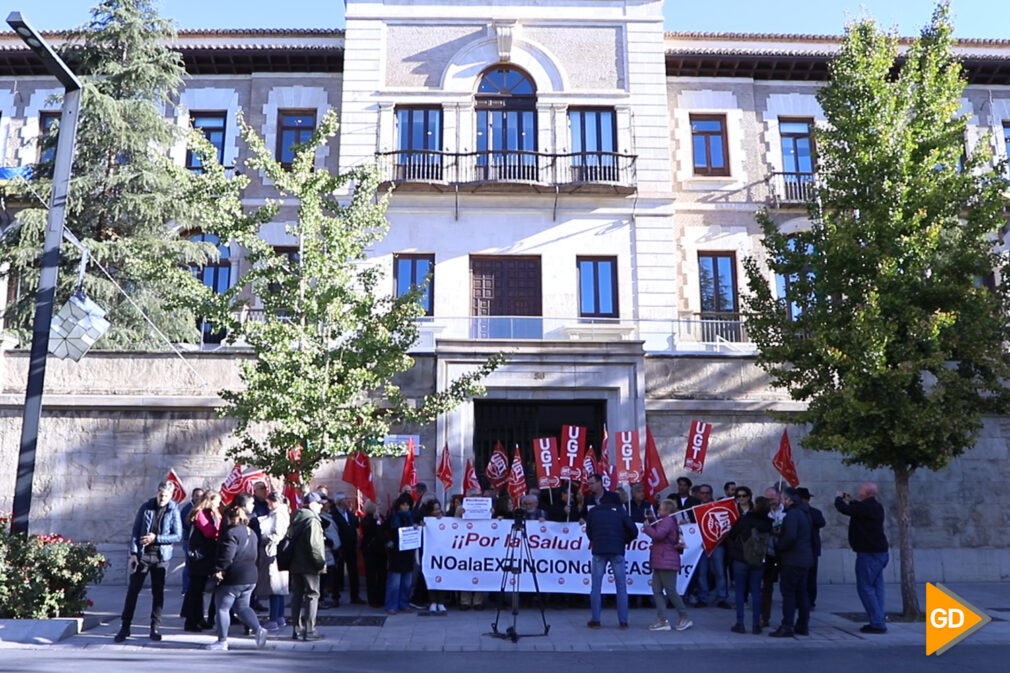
(470, 255), (542, 338)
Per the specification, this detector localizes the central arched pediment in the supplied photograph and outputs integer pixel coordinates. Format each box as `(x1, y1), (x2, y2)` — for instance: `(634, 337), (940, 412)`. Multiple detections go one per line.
(440, 33), (567, 94)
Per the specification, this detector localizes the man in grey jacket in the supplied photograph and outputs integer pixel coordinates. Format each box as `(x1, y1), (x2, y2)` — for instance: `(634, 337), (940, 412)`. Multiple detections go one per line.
(289, 492), (327, 641)
(768, 487), (813, 638)
(115, 481), (183, 642)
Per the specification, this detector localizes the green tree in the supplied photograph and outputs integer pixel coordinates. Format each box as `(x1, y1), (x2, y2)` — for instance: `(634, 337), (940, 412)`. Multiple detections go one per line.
(200, 109), (504, 480)
(1, 0), (215, 348)
(743, 3), (1010, 617)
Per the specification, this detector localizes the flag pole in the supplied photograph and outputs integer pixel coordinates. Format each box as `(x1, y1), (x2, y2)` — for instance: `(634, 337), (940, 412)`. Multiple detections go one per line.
(566, 478), (572, 522)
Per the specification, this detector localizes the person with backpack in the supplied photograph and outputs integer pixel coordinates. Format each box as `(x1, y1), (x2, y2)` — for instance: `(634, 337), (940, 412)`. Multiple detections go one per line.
(641, 498), (693, 632)
(287, 492), (327, 641)
(726, 492), (773, 635)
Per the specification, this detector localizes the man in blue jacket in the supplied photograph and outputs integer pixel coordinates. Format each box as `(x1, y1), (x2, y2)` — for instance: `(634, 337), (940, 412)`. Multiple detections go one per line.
(114, 481), (183, 643)
(585, 490), (638, 629)
(769, 487), (813, 638)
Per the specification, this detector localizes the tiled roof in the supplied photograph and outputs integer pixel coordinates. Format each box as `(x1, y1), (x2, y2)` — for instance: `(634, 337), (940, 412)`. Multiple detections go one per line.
(665, 30), (1010, 47)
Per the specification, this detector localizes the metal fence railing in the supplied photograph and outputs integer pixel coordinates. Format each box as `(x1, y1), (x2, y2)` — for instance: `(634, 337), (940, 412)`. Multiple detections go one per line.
(375, 150), (637, 189)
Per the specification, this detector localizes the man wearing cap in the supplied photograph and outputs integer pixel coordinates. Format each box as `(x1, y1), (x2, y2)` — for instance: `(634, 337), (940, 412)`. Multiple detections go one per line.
(835, 482), (889, 634)
(332, 492), (365, 605)
(289, 492), (327, 641)
(769, 487), (813, 637)
(797, 487), (826, 609)
(115, 481), (183, 643)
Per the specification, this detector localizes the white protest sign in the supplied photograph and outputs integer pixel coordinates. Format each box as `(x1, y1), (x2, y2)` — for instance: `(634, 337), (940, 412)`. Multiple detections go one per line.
(398, 525), (422, 551)
(420, 519), (703, 595)
(460, 497), (492, 520)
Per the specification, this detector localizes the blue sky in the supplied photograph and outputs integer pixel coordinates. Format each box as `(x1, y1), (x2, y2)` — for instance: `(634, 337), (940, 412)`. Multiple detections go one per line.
(17, 0), (1008, 39)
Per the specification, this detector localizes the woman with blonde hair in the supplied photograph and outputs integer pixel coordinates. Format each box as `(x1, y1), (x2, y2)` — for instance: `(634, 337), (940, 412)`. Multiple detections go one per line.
(182, 490), (221, 632)
(642, 498), (693, 632)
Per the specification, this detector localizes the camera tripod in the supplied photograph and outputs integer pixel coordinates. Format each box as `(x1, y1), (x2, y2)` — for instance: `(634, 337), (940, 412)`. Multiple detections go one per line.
(488, 515), (551, 643)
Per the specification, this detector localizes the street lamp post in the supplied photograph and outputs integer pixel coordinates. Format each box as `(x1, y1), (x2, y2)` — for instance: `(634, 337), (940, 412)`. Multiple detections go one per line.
(7, 12), (83, 534)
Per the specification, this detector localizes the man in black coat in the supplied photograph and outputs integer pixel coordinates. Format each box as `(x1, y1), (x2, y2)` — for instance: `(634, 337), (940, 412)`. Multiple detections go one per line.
(835, 482), (890, 634)
(769, 487), (813, 638)
(332, 493), (365, 604)
(668, 476), (701, 513)
(797, 487), (826, 609)
(585, 491), (638, 629)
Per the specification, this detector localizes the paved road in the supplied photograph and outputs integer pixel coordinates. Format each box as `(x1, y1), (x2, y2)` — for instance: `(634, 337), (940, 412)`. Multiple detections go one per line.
(0, 645), (1000, 672)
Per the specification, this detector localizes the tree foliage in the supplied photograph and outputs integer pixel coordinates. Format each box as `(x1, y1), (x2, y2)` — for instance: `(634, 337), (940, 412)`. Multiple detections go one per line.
(199, 109), (504, 479)
(1, 0), (215, 348)
(743, 2), (1010, 615)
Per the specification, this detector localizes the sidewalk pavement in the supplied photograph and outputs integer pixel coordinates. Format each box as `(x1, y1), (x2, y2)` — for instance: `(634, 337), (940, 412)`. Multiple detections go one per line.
(3, 580), (1008, 652)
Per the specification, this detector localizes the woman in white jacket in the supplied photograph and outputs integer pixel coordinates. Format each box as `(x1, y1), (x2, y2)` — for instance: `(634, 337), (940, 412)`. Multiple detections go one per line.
(257, 491), (291, 630)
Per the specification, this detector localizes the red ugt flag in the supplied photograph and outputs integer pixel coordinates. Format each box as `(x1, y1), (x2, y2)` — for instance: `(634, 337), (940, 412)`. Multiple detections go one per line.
(580, 446), (597, 494)
(436, 443), (454, 491)
(683, 420), (711, 473)
(559, 425), (586, 480)
(284, 447), (304, 513)
(694, 498), (740, 556)
(485, 440), (509, 491)
(533, 436), (561, 488)
(614, 430), (643, 484)
(343, 450), (377, 503)
(165, 469), (187, 504)
(773, 429), (800, 487)
(463, 459), (482, 494)
(399, 439), (419, 499)
(598, 428), (615, 490)
(239, 467), (267, 494)
(508, 447), (527, 504)
(642, 427), (669, 503)
(220, 463), (244, 504)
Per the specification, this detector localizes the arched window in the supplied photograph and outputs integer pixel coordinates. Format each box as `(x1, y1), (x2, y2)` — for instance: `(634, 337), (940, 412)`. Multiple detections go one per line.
(190, 233), (231, 343)
(475, 66), (538, 181)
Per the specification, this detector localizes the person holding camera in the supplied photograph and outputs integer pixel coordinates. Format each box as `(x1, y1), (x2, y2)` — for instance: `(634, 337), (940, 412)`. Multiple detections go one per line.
(835, 482), (889, 634)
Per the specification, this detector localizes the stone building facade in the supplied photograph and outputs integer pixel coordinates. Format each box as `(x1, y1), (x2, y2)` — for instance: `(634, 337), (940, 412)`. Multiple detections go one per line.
(1, 0), (1009, 582)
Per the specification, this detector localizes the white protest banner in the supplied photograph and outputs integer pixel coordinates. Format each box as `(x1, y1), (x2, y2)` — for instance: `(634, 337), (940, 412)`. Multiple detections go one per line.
(398, 525), (422, 551)
(460, 497), (493, 520)
(421, 518), (703, 595)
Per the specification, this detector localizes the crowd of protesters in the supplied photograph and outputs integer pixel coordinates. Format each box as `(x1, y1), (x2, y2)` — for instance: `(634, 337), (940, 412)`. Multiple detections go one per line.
(114, 471), (885, 646)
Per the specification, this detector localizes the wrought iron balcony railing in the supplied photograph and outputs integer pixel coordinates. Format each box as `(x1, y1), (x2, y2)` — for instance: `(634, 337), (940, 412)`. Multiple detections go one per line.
(375, 149), (637, 191)
(767, 171), (817, 206)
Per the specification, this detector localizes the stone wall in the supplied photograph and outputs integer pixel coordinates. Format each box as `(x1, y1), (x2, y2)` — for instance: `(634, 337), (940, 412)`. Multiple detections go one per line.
(644, 354), (1010, 583)
(2, 349), (1008, 584)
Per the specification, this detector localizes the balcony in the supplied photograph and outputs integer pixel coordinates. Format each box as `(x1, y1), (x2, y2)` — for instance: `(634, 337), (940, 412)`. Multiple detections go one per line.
(674, 312), (751, 351)
(767, 171), (816, 206)
(375, 150), (637, 194)
(231, 311), (755, 355)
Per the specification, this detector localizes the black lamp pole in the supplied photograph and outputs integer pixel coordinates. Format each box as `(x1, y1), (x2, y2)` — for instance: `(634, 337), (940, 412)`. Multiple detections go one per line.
(7, 11), (83, 534)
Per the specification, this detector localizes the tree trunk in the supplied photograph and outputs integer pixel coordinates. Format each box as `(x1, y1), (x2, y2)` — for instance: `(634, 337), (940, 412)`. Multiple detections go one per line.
(893, 464), (921, 618)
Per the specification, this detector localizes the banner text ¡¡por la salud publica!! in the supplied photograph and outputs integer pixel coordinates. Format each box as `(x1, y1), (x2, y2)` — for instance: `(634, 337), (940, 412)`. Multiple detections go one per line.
(420, 518), (704, 595)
